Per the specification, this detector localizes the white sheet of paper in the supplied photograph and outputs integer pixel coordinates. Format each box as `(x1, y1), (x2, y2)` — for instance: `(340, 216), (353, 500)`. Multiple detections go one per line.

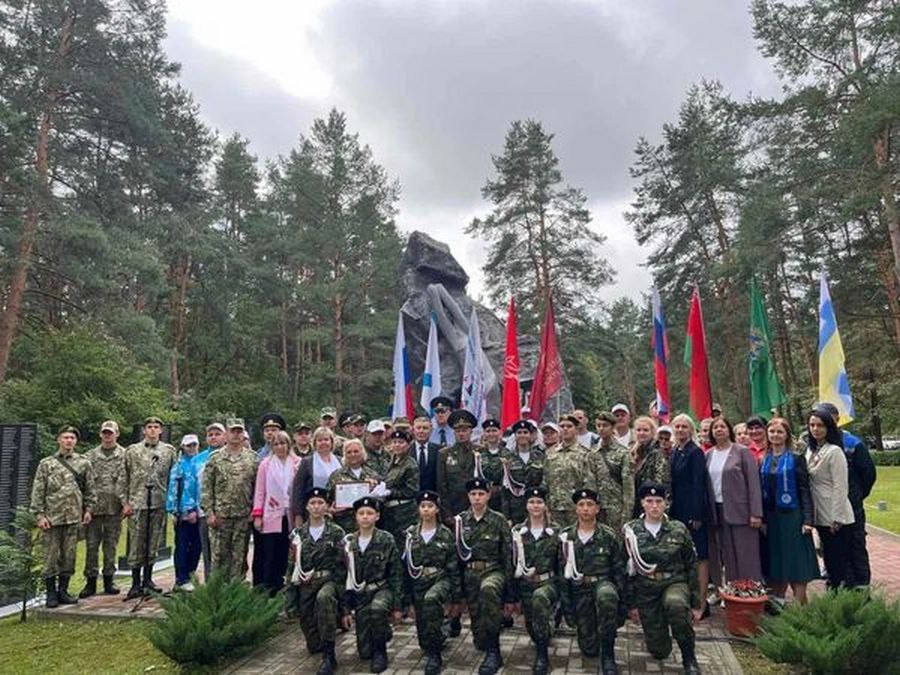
(334, 481), (372, 508)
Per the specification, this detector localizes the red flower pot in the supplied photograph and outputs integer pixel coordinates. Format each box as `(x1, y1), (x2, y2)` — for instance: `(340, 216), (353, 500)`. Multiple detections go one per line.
(721, 592), (768, 637)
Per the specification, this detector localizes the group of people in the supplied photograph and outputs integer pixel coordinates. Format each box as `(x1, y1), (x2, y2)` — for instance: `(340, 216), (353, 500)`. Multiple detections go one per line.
(28, 395), (876, 675)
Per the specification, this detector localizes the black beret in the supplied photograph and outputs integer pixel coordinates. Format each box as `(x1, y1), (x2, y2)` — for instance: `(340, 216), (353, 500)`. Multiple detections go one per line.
(448, 410), (477, 429)
(559, 414), (579, 426)
(416, 490), (441, 505)
(304, 486), (331, 503)
(745, 416), (766, 429)
(511, 419), (531, 433)
(388, 429), (412, 442)
(595, 411), (617, 425)
(353, 496), (382, 512)
(430, 396), (454, 411)
(571, 488), (599, 504)
(466, 477), (490, 492)
(481, 417), (501, 430)
(524, 486), (547, 501)
(260, 412), (287, 430)
(638, 482), (667, 500)
(57, 424), (80, 440)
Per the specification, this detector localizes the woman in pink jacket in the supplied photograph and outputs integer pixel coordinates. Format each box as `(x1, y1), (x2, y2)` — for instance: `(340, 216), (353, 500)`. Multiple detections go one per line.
(252, 429), (301, 595)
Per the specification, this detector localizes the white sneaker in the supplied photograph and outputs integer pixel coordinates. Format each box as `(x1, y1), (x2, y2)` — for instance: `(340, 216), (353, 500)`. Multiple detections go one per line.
(174, 582), (195, 592)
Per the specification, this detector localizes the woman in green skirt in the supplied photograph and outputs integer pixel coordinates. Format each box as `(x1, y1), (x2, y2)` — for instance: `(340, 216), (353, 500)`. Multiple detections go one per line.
(759, 417), (819, 605)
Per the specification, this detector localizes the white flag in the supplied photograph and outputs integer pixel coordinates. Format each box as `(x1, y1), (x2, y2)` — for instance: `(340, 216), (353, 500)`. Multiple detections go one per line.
(391, 312), (414, 421)
(420, 312), (442, 411)
(461, 307), (487, 426)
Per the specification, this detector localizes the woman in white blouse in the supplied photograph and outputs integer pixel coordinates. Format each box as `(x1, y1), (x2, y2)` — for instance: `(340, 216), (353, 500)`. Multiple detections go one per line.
(805, 408), (855, 589)
(290, 426), (343, 527)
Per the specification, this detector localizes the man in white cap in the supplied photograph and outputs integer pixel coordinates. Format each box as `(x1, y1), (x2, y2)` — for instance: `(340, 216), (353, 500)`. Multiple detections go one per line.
(540, 421), (560, 450)
(166, 434), (203, 591)
(364, 418), (389, 475)
(611, 404), (633, 447)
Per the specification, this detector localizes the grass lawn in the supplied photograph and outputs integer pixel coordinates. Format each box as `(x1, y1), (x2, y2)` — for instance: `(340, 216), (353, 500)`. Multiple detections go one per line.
(0, 616), (183, 674)
(865, 465), (900, 534)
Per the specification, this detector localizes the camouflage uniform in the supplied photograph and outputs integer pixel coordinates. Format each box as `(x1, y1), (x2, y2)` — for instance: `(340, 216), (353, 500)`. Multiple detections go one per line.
(30, 451), (96, 577)
(287, 519), (347, 653)
(559, 521), (626, 658)
(364, 446), (390, 476)
(436, 441), (478, 522)
(326, 464), (379, 532)
(344, 528), (403, 659)
(502, 449), (545, 525)
(624, 517), (700, 659)
(403, 522), (461, 651)
(631, 446), (671, 518)
(457, 507), (514, 651)
(83, 443), (126, 578)
(380, 453), (420, 549)
(511, 521), (560, 646)
(592, 439), (634, 532)
(543, 441), (596, 529)
(124, 440), (175, 567)
(200, 448), (258, 579)
(477, 446), (507, 512)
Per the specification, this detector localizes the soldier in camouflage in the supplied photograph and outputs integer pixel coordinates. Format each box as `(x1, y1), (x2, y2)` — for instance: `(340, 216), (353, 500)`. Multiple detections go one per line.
(436, 410), (479, 523)
(363, 418), (391, 476)
(379, 429), (420, 550)
(31, 425), (95, 608)
(510, 486), (559, 675)
(543, 414), (596, 529)
(593, 411), (634, 532)
(123, 416), (176, 598)
(559, 488), (626, 675)
(502, 420), (545, 525)
(80, 419), (126, 598)
(288, 487), (346, 675)
(476, 418), (506, 512)
(625, 483), (702, 675)
(326, 438), (380, 533)
(453, 477), (513, 675)
(200, 418), (258, 581)
(403, 490), (461, 675)
(342, 496), (403, 674)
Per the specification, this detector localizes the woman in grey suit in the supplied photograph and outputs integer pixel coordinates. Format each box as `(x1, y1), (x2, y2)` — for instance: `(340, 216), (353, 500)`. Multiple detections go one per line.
(705, 416), (764, 584)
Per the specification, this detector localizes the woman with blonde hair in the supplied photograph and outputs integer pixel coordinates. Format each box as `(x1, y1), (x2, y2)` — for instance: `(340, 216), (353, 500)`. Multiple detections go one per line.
(630, 415), (669, 517)
(291, 426), (342, 527)
(326, 438), (380, 533)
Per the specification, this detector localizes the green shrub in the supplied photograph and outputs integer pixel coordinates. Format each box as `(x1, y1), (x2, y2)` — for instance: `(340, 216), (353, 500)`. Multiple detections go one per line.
(146, 572), (282, 665)
(755, 589), (900, 674)
(872, 450), (900, 466)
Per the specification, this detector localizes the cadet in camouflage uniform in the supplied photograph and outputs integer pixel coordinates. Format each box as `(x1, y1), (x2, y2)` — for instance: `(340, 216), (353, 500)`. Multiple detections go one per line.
(288, 487), (346, 675)
(343, 496), (403, 673)
(510, 486), (559, 675)
(454, 477), (513, 675)
(326, 438), (380, 532)
(629, 418), (671, 518)
(123, 416), (176, 598)
(201, 418), (258, 580)
(379, 429), (419, 549)
(593, 411), (634, 532)
(403, 490), (461, 675)
(625, 483), (702, 675)
(81, 419), (126, 598)
(502, 420), (545, 525)
(559, 488), (626, 675)
(31, 425), (95, 608)
(543, 414), (596, 529)
(477, 418), (506, 512)
(436, 410), (479, 523)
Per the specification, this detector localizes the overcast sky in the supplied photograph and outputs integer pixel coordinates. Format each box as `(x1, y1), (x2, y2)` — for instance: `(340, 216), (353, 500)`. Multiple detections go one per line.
(164, 0), (780, 306)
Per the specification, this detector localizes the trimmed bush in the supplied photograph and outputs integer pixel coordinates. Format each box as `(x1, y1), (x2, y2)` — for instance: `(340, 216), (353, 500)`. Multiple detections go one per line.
(872, 450), (900, 466)
(755, 589), (900, 674)
(147, 572), (282, 665)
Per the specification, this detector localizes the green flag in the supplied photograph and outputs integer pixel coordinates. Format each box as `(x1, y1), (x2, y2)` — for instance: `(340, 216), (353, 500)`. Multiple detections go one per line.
(749, 280), (787, 418)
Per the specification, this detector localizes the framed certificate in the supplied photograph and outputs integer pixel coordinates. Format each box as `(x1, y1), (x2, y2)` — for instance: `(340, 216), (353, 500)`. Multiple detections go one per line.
(334, 481), (372, 508)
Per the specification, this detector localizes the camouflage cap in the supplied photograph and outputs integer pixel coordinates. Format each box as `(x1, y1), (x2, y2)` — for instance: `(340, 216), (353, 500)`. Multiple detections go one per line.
(320, 406), (337, 419)
(226, 417), (246, 430)
(144, 416), (164, 426)
(57, 424), (80, 440)
(100, 420), (119, 433)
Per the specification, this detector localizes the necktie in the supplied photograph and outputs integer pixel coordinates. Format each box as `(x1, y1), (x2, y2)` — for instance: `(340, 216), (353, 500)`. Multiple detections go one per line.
(439, 428), (446, 446)
(419, 445), (426, 468)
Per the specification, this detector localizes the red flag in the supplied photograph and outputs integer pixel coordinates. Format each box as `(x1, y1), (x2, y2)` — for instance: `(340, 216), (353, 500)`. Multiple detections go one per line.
(684, 286), (713, 421)
(501, 297), (521, 429)
(528, 298), (564, 422)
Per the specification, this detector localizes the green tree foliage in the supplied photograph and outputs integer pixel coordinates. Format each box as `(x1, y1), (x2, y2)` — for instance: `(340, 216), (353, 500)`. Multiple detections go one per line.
(0, 508), (42, 622)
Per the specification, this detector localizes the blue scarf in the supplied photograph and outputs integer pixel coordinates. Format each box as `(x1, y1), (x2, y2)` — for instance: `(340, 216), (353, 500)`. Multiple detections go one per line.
(760, 451), (798, 510)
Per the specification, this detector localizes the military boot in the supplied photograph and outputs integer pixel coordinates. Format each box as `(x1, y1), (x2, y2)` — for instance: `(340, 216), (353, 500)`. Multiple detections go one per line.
(678, 639), (702, 675)
(370, 641), (388, 673)
(317, 640), (336, 675)
(79, 575), (97, 599)
(126, 568), (143, 599)
(478, 638), (503, 675)
(142, 565), (161, 593)
(448, 616), (462, 637)
(600, 633), (618, 675)
(424, 648), (442, 675)
(533, 640), (550, 675)
(57, 575), (78, 604)
(103, 574), (120, 595)
(45, 577), (59, 609)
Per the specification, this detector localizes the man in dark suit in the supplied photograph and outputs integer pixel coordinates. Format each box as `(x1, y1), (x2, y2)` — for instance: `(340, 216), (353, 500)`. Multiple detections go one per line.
(412, 415), (440, 491)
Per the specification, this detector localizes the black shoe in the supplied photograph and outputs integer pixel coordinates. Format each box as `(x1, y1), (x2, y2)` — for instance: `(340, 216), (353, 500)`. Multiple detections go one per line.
(424, 649), (442, 675)
(126, 569), (143, 600)
(678, 639), (702, 675)
(501, 615), (514, 629)
(142, 565), (161, 593)
(103, 574), (120, 595)
(45, 577), (59, 609)
(370, 642), (388, 673)
(600, 634), (618, 675)
(449, 616), (462, 637)
(317, 640), (336, 675)
(79, 576), (97, 599)
(478, 646), (502, 675)
(57, 576), (78, 605)
(533, 641), (550, 675)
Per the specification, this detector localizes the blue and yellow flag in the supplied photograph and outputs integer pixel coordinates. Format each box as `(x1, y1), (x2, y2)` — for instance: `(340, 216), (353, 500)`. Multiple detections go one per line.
(818, 272), (854, 426)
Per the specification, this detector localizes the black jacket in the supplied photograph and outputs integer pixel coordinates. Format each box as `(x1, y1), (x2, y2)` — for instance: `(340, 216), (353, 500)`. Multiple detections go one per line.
(411, 440), (440, 492)
(669, 440), (707, 525)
